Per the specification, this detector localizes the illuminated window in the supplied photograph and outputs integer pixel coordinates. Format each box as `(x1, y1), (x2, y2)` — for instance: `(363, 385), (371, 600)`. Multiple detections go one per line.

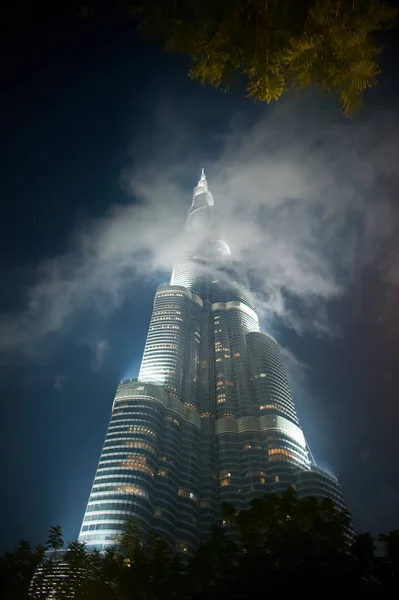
(274, 475), (280, 483)
(220, 479), (230, 487)
(268, 448), (297, 460)
(125, 441), (155, 453)
(128, 426), (156, 437)
(201, 412), (214, 419)
(234, 352), (240, 358)
(165, 416), (180, 426)
(158, 469), (167, 476)
(126, 454), (147, 464)
(178, 488), (197, 502)
(155, 509), (162, 517)
(219, 470), (232, 478)
(160, 456), (174, 465)
(120, 462), (154, 476)
(115, 485), (148, 498)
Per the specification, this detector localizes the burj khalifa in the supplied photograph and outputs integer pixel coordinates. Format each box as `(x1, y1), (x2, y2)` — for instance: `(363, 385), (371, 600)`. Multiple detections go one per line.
(78, 171), (347, 553)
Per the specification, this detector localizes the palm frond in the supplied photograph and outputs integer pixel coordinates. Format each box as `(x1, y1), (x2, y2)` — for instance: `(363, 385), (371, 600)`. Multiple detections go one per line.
(348, 59), (380, 90)
(189, 52), (230, 87)
(284, 34), (322, 70)
(247, 71), (286, 103)
(339, 86), (364, 117)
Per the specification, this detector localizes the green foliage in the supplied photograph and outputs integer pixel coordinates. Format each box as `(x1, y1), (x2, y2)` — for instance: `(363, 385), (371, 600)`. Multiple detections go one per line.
(4, 1), (395, 115)
(129, 0), (397, 116)
(2, 493), (399, 599)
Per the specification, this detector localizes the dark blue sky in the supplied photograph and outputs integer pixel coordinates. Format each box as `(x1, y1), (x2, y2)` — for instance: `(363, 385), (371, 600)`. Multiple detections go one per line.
(1, 12), (399, 551)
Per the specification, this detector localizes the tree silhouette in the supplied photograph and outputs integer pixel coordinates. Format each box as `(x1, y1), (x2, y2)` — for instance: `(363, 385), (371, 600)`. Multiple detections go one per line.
(3, 492), (399, 599)
(127, 0), (397, 116)
(46, 525), (64, 555)
(0, 539), (44, 600)
(1, 1), (396, 116)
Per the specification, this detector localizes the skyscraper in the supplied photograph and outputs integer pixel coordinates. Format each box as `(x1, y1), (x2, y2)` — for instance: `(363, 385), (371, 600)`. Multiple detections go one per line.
(78, 171), (347, 553)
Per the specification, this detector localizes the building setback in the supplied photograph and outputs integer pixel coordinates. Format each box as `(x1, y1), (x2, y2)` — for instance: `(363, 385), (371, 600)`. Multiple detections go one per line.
(78, 171), (347, 553)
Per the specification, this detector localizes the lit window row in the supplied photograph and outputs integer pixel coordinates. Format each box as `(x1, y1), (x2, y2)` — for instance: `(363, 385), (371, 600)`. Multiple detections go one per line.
(128, 426), (156, 437)
(119, 462), (154, 476)
(151, 317), (183, 323)
(115, 485), (148, 498)
(156, 293), (185, 298)
(153, 309), (182, 315)
(268, 448), (297, 459)
(145, 344), (179, 350)
(148, 325), (181, 330)
(125, 454), (147, 464)
(124, 441), (155, 453)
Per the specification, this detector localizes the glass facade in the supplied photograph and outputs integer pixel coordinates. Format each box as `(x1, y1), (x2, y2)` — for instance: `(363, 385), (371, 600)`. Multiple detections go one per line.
(78, 171), (348, 552)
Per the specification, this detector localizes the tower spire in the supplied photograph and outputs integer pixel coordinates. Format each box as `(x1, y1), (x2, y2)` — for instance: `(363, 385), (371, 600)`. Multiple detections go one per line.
(197, 168), (208, 190)
(192, 167), (213, 205)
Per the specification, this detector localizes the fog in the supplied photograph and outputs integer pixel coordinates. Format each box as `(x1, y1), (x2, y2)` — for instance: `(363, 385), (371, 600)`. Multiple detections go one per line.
(1, 97), (398, 355)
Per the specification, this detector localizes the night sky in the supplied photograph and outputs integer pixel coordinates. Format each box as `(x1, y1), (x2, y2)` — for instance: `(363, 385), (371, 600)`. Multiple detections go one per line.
(1, 11), (399, 552)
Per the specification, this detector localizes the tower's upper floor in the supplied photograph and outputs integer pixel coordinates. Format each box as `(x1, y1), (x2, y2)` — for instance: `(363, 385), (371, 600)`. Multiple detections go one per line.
(185, 170), (231, 257)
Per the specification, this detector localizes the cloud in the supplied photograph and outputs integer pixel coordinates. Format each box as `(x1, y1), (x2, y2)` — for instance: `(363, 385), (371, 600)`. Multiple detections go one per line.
(54, 374), (67, 392)
(280, 345), (312, 412)
(0, 96), (398, 354)
(90, 339), (109, 372)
